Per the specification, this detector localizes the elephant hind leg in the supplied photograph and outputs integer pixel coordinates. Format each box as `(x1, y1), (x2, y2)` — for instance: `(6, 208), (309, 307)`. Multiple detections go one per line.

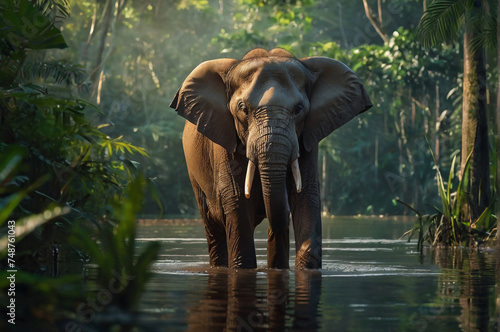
(193, 186), (228, 267)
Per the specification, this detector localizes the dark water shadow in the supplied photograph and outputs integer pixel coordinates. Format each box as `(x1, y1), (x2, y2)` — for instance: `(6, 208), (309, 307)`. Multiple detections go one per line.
(186, 268), (322, 331)
(427, 247), (498, 332)
(135, 220), (500, 331)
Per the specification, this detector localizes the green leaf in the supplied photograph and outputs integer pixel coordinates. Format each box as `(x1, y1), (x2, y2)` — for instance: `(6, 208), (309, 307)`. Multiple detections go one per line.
(418, 0), (469, 47)
(447, 153), (457, 203)
(0, 204), (70, 254)
(454, 150), (473, 219)
(147, 178), (164, 216)
(0, 145), (27, 185)
(0, 175), (50, 226)
(27, 27), (68, 50)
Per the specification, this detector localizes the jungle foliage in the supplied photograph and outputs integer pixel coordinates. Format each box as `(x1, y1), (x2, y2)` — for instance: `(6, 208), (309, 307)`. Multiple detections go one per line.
(400, 0), (498, 248)
(55, 0), (482, 218)
(0, 0), (159, 329)
(1, 0), (499, 328)
(1, 1), (497, 247)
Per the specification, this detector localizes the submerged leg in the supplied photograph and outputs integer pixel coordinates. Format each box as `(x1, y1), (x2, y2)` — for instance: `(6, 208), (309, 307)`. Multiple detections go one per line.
(225, 209), (257, 269)
(267, 225), (290, 269)
(290, 146), (322, 269)
(193, 186), (228, 267)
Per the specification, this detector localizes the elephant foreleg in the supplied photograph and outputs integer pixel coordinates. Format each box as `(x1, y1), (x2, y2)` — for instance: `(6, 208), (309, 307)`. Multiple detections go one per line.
(292, 201), (322, 269)
(225, 209), (257, 269)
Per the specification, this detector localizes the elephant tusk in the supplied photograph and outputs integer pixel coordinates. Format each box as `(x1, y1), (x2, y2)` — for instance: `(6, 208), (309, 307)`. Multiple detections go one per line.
(245, 160), (256, 199)
(292, 159), (302, 193)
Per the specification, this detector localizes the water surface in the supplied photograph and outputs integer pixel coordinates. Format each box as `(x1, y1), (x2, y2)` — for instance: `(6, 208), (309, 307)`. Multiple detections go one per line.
(136, 217), (498, 331)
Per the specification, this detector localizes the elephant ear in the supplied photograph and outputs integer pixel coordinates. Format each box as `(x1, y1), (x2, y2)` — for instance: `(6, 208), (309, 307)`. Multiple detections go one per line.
(300, 57), (372, 152)
(170, 58), (239, 153)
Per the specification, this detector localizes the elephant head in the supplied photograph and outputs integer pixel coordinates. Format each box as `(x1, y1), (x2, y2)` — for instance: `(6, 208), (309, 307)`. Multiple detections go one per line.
(171, 48), (372, 235)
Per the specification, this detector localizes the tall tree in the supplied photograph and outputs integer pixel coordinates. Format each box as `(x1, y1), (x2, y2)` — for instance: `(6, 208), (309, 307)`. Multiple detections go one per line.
(419, 0), (492, 223)
(497, 0), (500, 246)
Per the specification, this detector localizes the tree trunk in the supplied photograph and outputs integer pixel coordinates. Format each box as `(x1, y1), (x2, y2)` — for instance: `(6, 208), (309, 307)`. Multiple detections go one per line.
(321, 152), (328, 215)
(91, 0), (113, 83)
(91, 0), (126, 101)
(337, 3), (348, 48)
(496, 0), (500, 247)
(435, 81), (440, 164)
(461, 0), (490, 222)
(375, 134), (379, 192)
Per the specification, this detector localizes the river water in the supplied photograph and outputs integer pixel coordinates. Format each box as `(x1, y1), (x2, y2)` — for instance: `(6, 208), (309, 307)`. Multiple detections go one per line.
(135, 217), (498, 331)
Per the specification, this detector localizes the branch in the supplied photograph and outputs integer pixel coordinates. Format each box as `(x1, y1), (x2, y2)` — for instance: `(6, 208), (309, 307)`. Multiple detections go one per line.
(377, 0), (383, 24)
(362, 0), (388, 43)
(338, 3), (348, 47)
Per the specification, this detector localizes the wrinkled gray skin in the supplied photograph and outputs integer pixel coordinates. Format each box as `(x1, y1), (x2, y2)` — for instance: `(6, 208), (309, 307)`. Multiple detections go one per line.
(171, 48), (372, 269)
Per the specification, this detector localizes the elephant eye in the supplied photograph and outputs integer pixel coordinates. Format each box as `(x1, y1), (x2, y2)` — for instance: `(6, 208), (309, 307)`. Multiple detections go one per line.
(294, 103), (304, 115)
(238, 101), (248, 114)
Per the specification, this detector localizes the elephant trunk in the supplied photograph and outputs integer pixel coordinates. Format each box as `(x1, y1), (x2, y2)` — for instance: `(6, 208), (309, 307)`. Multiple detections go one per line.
(259, 161), (290, 233)
(245, 111), (301, 233)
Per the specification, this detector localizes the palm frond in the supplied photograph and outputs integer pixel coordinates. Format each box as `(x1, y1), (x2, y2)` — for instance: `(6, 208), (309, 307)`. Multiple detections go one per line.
(418, 0), (470, 47)
(470, 4), (498, 52)
(32, 0), (71, 18)
(470, 28), (497, 53)
(20, 61), (87, 87)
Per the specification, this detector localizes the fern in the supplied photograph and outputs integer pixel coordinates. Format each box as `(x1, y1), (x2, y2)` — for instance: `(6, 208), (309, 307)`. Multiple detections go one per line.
(20, 61), (88, 87)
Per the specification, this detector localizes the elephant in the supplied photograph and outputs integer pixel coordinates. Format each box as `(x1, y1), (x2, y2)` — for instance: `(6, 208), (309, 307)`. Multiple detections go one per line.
(170, 48), (372, 269)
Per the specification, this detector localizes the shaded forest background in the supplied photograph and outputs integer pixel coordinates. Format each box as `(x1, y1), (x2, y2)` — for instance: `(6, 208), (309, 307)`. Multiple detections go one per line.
(49, 0), (493, 216)
(1, 2), (498, 328)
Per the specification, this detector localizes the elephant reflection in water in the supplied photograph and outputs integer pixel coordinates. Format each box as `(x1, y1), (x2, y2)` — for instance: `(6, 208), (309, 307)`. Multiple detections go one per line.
(187, 269), (322, 331)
